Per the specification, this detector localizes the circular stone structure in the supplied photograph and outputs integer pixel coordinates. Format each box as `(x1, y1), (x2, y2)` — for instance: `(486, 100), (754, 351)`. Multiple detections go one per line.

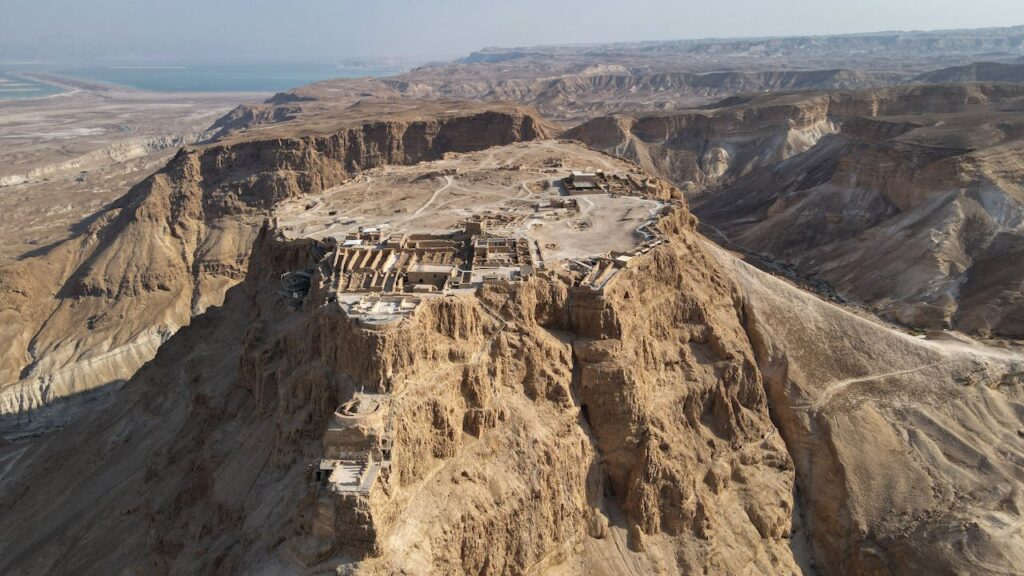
(358, 314), (405, 330)
(330, 395), (386, 430)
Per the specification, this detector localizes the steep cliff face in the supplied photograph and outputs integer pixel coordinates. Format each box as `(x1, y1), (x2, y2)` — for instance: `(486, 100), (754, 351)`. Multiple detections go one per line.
(207, 67), (901, 135)
(0, 196), (803, 575)
(236, 25), (1024, 127)
(460, 69), (895, 119)
(0, 132), (210, 188)
(821, 83), (1024, 120)
(571, 84), (1024, 336)
(569, 84), (1024, 195)
(207, 103), (305, 140)
(559, 213), (799, 574)
(955, 232), (1024, 336)
(564, 94), (838, 193)
(0, 107), (549, 436)
(1, 144), (1021, 575)
(717, 244), (1024, 576)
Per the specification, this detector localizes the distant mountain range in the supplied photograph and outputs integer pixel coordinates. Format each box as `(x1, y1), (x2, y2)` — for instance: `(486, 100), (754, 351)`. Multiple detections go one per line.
(915, 61), (1024, 83)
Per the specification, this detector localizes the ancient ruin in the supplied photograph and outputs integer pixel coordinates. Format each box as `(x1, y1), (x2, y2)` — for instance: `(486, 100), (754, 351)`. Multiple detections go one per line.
(322, 221), (533, 299)
(564, 169), (657, 195)
(275, 145), (669, 334)
(6, 23), (1024, 576)
(269, 144), (681, 557)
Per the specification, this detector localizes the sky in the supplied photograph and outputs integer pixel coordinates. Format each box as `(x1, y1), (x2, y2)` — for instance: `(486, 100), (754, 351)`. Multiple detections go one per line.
(2, 0), (1024, 64)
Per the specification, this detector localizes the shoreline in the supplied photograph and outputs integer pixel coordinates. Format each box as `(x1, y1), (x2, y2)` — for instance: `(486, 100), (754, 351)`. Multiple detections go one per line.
(7, 63), (407, 100)
(0, 60), (410, 103)
(0, 71), (274, 106)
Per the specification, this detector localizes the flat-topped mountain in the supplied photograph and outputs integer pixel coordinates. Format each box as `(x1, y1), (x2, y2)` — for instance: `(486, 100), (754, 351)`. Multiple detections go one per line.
(0, 103), (549, 438)
(3, 23), (1024, 576)
(2, 140), (1022, 575)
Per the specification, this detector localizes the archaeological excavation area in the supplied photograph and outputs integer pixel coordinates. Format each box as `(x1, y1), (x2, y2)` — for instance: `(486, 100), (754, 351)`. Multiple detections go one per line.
(270, 141), (682, 559)
(275, 141), (673, 326)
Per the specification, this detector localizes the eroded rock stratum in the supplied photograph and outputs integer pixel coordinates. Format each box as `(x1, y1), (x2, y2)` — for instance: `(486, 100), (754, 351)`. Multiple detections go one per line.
(0, 140), (1021, 576)
(0, 104), (548, 438)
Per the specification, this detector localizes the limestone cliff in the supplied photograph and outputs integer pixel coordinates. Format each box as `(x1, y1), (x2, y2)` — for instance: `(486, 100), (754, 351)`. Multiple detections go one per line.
(204, 66), (901, 136)
(563, 95), (837, 193)
(0, 194), (802, 575)
(0, 106), (549, 437)
(571, 84), (1024, 337)
(0, 149), (1021, 576)
(569, 84), (1024, 193)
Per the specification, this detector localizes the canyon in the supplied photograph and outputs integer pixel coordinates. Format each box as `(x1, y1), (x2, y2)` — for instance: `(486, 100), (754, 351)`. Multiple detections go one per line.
(2, 139), (1021, 575)
(1, 23), (1024, 576)
(0, 102), (548, 438)
(569, 84), (1024, 338)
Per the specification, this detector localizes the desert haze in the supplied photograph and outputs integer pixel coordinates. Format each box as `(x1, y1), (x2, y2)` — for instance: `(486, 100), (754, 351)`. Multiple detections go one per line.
(1, 4), (1024, 575)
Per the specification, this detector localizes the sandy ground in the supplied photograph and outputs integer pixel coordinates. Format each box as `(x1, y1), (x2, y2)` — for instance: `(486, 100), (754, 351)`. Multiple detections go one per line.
(0, 75), (265, 262)
(275, 140), (663, 265)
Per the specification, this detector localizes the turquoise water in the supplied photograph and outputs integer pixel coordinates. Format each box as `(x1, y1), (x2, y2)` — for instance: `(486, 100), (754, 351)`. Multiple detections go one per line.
(0, 73), (62, 99)
(55, 63), (404, 93)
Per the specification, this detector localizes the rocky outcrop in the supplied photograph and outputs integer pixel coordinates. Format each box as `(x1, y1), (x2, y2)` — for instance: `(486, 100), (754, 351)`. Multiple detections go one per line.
(572, 84), (1024, 337)
(559, 213), (799, 573)
(220, 68), (897, 131)
(246, 25), (1024, 124)
(0, 190), (803, 574)
(717, 243), (1024, 576)
(955, 232), (1024, 336)
(564, 94), (838, 192)
(0, 132), (211, 188)
(207, 103), (305, 140)
(0, 144), (1021, 575)
(0, 106), (550, 435)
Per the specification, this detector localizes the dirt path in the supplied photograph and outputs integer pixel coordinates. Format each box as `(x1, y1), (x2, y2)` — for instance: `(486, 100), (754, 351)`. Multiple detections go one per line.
(807, 361), (954, 411)
(409, 175), (453, 219)
(575, 195), (596, 217)
(703, 237), (1024, 417)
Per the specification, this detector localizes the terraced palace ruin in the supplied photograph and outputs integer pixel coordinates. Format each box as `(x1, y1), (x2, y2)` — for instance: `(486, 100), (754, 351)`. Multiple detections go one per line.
(266, 141), (680, 558)
(5, 22), (1024, 576)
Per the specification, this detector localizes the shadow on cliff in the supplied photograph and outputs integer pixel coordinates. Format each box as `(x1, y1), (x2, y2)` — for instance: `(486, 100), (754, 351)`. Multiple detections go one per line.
(16, 200), (122, 261)
(566, 337), (647, 555)
(0, 379), (125, 442)
(737, 298), (822, 575)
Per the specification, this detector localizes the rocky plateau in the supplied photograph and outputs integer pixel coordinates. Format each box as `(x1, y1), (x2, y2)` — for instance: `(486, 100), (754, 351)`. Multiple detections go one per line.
(1, 24), (1024, 576)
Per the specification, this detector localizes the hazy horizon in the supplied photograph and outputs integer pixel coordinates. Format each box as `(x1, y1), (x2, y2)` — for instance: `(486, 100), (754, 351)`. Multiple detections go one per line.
(3, 0), (1024, 65)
